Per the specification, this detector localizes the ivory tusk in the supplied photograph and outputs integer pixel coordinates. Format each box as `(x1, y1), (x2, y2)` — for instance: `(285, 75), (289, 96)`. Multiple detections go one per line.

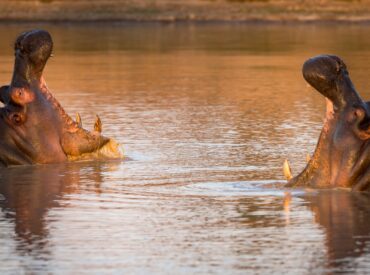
(283, 159), (293, 181)
(306, 153), (311, 163)
(94, 114), (102, 133)
(75, 112), (82, 128)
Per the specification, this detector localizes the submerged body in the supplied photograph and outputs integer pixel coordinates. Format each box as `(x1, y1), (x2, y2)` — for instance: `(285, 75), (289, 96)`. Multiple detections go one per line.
(0, 29), (122, 166)
(286, 55), (370, 191)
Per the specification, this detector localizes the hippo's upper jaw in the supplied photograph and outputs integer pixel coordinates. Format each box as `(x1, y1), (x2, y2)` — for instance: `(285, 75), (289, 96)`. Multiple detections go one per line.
(286, 55), (370, 191)
(13, 30), (53, 86)
(0, 29), (123, 167)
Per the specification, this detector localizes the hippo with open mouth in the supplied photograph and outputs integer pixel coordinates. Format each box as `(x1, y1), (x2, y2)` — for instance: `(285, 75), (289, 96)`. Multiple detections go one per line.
(284, 55), (370, 191)
(0, 29), (123, 166)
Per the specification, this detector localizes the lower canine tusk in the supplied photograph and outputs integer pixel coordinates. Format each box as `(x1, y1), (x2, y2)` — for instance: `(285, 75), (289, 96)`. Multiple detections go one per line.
(283, 159), (293, 181)
(76, 112), (82, 128)
(306, 153), (311, 163)
(94, 115), (102, 133)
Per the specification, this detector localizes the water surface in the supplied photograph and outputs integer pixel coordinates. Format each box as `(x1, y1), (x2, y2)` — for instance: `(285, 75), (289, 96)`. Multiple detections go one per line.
(0, 23), (370, 274)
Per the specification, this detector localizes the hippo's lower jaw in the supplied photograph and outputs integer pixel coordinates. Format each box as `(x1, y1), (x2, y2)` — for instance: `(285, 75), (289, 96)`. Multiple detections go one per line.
(0, 29), (123, 167)
(284, 55), (370, 191)
(67, 139), (124, 162)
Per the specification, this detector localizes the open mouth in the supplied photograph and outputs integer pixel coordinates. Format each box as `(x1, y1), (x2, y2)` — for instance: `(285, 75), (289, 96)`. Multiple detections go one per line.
(0, 29), (123, 166)
(304, 55), (370, 140)
(285, 55), (370, 191)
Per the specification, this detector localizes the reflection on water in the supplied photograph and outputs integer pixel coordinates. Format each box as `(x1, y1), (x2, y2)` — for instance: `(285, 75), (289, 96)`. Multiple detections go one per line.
(304, 191), (370, 272)
(0, 23), (369, 273)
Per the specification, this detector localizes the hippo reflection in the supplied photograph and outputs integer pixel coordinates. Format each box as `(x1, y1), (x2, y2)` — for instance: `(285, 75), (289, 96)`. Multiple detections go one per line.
(0, 30), (122, 166)
(285, 55), (370, 191)
(0, 162), (110, 255)
(304, 191), (370, 266)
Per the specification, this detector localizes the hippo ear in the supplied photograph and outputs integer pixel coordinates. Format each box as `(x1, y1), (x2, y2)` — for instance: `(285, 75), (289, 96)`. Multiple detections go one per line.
(352, 101), (370, 140)
(303, 55), (363, 111)
(0, 85), (10, 104)
(8, 111), (26, 126)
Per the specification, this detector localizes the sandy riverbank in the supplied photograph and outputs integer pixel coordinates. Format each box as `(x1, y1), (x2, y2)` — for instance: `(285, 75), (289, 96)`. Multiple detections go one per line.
(2, 0), (370, 23)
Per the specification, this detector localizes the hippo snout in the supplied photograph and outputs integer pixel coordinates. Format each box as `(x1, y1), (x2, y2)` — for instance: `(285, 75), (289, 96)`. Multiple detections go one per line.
(302, 55), (362, 110)
(12, 30), (53, 85)
(15, 30), (53, 63)
(303, 55), (345, 90)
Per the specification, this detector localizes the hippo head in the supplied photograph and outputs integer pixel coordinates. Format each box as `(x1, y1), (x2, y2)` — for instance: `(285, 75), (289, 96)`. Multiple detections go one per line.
(286, 55), (370, 191)
(0, 30), (122, 166)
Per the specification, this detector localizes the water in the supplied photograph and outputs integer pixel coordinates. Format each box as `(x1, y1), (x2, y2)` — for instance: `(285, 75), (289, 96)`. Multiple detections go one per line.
(0, 23), (370, 274)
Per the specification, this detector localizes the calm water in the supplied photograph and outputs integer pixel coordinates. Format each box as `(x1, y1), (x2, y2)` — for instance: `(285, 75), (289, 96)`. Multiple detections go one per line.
(0, 23), (370, 274)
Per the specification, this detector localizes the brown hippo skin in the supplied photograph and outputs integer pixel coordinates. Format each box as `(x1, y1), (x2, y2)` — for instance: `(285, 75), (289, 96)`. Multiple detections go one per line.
(286, 55), (370, 191)
(0, 29), (122, 166)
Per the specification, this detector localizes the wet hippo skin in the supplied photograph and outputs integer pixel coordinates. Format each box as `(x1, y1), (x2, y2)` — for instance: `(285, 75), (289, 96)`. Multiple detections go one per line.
(286, 55), (370, 191)
(0, 29), (122, 166)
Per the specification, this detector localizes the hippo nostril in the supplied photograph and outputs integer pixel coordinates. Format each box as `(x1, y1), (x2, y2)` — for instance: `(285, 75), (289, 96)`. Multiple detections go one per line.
(335, 61), (341, 73)
(327, 55), (346, 72)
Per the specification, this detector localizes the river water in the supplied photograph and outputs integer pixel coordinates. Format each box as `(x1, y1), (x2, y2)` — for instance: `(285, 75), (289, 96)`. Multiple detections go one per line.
(0, 23), (369, 274)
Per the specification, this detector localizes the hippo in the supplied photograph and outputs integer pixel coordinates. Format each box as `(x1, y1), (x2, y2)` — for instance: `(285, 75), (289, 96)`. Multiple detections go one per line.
(0, 29), (122, 166)
(284, 55), (370, 191)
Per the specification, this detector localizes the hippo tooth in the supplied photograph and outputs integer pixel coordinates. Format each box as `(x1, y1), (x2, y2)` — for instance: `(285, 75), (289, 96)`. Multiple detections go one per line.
(306, 153), (311, 163)
(283, 159), (293, 181)
(94, 115), (102, 133)
(75, 112), (82, 128)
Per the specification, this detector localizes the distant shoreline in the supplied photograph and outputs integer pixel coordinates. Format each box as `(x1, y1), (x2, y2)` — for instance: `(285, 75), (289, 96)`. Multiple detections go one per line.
(2, 18), (370, 25)
(2, 1), (370, 24)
